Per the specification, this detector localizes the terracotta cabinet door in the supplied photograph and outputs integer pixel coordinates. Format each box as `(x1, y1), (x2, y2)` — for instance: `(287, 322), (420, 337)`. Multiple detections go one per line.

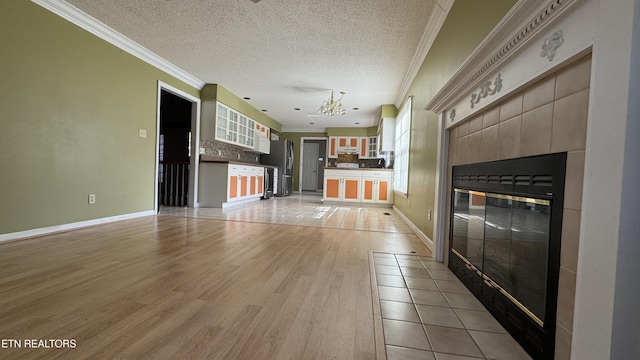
(229, 175), (238, 199)
(325, 178), (340, 199)
(329, 137), (337, 158)
(360, 138), (368, 158)
(250, 176), (257, 195)
(362, 178), (374, 201)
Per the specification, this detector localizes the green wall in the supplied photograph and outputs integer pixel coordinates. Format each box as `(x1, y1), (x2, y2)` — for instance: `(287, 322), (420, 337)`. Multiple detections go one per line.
(393, 0), (516, 240)
(326, 127), (368, 136)
(380, 104), (398, 119)
(0, 0), (199, 234)
(201, 84), (282, 132)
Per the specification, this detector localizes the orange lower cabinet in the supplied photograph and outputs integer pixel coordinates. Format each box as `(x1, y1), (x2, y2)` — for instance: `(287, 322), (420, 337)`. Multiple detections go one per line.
(240, 176), (248, 197)
(344, 179), (359, 200)
(257, 175), (264, 196)
(378, 180), (389, 201)
(250, 176), (257, 195)
(324, 170), (394, 203)
(229, 175), (238, 199)
(325, 178), (340, 199)
(363, 179), (374, 201)
(361, 173), (393, 204)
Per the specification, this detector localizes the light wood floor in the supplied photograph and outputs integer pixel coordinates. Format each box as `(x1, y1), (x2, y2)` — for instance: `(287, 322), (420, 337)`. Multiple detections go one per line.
(0, 214), (430, 359)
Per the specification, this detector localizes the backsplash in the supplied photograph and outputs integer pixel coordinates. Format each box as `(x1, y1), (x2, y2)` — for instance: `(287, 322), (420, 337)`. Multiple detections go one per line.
(199, 139), (260, 164)
(327, 158), (391, 169)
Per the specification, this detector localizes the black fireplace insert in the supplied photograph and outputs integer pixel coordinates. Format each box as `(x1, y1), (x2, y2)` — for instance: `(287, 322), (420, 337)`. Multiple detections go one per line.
(449, 153), (567, 359)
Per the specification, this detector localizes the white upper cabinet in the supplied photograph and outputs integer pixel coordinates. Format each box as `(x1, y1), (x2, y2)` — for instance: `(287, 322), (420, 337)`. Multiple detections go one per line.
(378, 117), (395, 153)
(215, 102), (269, 153)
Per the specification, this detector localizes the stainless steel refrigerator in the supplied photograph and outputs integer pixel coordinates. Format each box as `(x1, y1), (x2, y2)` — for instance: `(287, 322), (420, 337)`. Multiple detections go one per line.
(260, 140), (294, 196)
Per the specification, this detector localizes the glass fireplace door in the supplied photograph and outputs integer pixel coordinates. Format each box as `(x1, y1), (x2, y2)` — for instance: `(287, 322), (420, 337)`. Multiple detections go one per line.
(451, 189), (551, 326)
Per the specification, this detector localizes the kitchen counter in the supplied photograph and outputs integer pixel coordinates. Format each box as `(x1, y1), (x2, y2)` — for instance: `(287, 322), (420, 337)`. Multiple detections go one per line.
(323, 168), (394, 206)
(200, 155), (277, 168)
(324, 167), (393, 171)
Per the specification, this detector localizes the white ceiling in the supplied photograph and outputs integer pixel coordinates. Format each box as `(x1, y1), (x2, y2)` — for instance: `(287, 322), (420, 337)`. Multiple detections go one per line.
(66, 0), (439, 131)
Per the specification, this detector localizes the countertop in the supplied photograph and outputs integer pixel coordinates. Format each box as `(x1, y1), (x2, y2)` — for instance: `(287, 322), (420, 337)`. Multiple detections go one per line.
(199, 155), (277, 168)
(324, 167), (393, 171)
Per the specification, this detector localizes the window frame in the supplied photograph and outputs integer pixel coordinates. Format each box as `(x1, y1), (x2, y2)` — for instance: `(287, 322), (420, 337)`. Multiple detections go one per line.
(393, 96), (412, 197)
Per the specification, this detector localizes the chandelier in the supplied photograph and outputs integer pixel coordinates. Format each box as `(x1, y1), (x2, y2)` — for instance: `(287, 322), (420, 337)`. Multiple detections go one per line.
(318, 90), (346, 116)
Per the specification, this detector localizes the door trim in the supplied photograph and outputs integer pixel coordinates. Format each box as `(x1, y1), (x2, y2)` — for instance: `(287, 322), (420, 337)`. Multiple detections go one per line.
(155, 81), (201, 211)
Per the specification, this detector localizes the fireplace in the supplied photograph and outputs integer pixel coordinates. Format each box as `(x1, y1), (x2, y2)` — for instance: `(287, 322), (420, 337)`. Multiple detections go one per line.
(448, 153), (567, 359)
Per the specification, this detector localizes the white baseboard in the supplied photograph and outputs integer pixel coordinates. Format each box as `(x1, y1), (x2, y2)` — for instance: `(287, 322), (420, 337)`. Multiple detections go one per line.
(0, 210), (156, 243)
(221, 197), (261, 209)
(392, 205), (434, 254)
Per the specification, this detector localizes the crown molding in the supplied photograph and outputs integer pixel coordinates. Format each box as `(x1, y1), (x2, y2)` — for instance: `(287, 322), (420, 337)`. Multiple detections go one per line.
(425, 0), (579, 114)
(395, 0), (454, 107)
(31, 0), (206, 90)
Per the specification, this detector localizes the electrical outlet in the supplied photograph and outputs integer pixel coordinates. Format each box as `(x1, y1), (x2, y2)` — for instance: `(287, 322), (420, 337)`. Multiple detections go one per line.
(237, 153), (241, 159)
(218, 150), (222, 157)
(428, 209), (432, 221)
(88, 193), (96, 205)
(139, 128), (147, 138)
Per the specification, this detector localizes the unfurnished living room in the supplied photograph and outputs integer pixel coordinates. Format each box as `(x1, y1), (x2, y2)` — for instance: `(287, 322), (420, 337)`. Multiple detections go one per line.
(1, 0), (639, 359)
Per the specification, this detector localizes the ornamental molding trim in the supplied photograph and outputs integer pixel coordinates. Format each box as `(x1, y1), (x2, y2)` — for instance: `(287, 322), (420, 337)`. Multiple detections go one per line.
(31, 0), (206, 90)
(425, 0), (578, 114)
(541, 30), (565, 61)
(470, 73), (502, 109)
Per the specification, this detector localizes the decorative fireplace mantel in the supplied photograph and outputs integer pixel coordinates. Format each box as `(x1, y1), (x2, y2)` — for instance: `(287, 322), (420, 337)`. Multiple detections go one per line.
(423, 2), (597, 359)
(425, 0), (582, 123)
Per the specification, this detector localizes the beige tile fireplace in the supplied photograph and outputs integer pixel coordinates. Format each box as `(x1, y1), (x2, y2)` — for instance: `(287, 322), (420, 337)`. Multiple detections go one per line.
(444, 53), (591, 359)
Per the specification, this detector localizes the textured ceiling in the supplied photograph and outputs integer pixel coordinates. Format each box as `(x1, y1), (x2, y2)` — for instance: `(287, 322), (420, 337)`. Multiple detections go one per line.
(67, 0), (437, 131)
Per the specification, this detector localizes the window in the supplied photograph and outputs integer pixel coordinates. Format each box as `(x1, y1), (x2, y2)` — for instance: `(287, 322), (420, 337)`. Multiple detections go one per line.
(394, 96), (411, 196)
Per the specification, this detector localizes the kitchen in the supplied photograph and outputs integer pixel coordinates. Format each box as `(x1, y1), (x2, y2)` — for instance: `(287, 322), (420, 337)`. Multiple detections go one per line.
(197, 128), (395, 209)
(194, 97), (396, 209)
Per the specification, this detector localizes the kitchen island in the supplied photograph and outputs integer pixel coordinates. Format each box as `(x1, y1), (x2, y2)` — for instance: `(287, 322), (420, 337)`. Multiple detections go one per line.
(323, 167), (394, 205)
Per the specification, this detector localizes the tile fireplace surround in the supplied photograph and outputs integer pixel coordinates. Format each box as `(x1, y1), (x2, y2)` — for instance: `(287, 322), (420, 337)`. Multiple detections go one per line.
(444, 54), (591, 359)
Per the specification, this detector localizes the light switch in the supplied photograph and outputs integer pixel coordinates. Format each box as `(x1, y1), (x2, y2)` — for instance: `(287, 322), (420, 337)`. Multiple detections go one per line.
(139, 129), (147, 138)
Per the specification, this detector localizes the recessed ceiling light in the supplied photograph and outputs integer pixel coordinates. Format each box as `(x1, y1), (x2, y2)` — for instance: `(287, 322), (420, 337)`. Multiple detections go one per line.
(243, 97), (251, 100)
(309, 122), (315, 125)
(294, 108), (301, 111)
(355, 122), (360, 125)
(261, 109), (267, 112)
(352, 107), (359, 110)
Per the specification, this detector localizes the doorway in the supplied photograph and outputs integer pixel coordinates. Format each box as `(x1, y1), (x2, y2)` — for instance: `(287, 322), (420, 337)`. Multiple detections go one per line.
(299, 138), (327, 193)
(155, 82), (201, 212)
(302, 143), (319, 191)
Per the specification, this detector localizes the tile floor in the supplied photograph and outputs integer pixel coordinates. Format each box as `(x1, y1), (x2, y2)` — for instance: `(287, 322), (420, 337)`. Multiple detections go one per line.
(160, 193), (413, 233)
(161, 194), (530, 359)
(372, 253), (532, 360)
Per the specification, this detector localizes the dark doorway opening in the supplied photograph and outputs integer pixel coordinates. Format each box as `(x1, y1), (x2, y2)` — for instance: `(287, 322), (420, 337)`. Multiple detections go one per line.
(159, 90), (192, 207)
